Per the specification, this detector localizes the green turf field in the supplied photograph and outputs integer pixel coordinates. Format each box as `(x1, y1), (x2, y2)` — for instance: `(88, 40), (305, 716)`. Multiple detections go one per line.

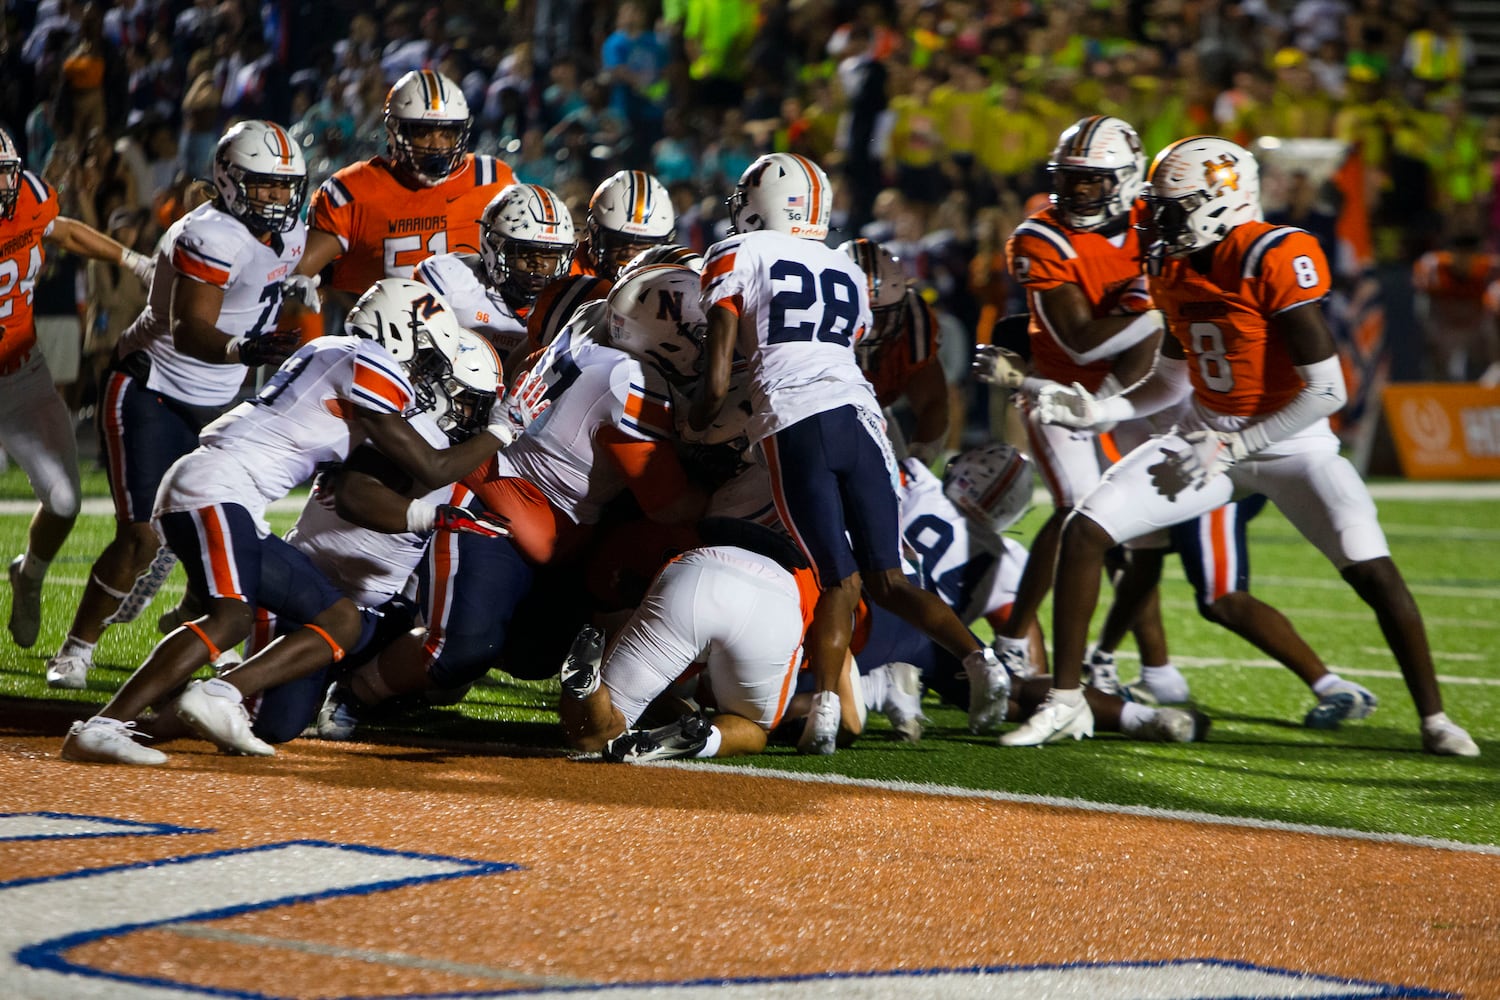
(2, 464), (1496, 847)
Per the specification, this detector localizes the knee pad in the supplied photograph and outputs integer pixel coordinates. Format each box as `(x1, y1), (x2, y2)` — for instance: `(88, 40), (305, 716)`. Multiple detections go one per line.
(44, 478), (81, 521)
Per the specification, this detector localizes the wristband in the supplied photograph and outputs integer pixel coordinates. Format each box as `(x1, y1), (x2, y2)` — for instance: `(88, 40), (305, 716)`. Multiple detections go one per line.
(406, 499), (436, 535)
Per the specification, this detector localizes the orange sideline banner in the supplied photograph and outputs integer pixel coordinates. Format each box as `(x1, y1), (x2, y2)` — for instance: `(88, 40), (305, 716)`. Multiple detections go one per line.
(1383, 383), (1500, 479)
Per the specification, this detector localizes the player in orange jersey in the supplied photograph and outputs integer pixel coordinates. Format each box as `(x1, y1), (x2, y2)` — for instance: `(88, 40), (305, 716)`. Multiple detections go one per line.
(1412, 231), (1500, 381)
(1008, 136), (1477, 757)
(0, 126), (155, 650)
(294, 70), (514, 305)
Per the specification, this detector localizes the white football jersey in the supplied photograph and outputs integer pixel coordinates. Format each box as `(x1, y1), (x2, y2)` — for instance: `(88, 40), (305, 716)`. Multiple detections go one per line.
(504, 299), (611, 428)
(493, 344), (675, 525)
(700, 230), (877, 442)
(897, 458), (1027, 625)
(120, 202), (307, 407)
(414, 252), (528, 356)
(155, 337), (414, 532)
(286, 412), (462, 608)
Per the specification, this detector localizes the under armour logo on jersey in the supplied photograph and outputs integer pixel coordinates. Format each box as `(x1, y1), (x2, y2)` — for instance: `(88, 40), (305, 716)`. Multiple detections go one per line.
(1203, 154), (1240, 192)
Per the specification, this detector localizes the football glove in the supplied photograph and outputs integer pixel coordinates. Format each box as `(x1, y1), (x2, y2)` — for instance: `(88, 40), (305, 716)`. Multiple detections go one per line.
(281, 273), (322, 313)
(1148, 429), (1247, 501)
(121, 248), (155, 286)
(232, 330), (300, 368)
(432, 504), (510, 537)
(505, 369), (551, 429)
(972, 344), (1029, 388)
(1035, 381), (1106, 430)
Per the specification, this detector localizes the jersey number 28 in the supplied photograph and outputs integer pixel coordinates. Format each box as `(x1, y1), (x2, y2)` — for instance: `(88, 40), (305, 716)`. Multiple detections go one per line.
(767, 260), (862, 346)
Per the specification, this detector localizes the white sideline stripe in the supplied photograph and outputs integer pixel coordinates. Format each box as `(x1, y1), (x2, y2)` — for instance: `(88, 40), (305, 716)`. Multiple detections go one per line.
(0, 497), (308, 516)
(656, 762), (1500, 856)
(1253, 574), (1500, 600)
(1156, 595), (1500, 631)
(1108, 652), (1500, 685)
(161, 923), (591, 988)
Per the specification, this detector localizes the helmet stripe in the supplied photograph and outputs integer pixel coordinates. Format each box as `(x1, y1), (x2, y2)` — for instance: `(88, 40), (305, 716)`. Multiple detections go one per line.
(630, 171), (648, 224)
(535, 187), (557, 226)
(1069, 115), (1103, 157)
(267, 123), (292, 165)
(791, 155), (822, 227)
(422, 70), (441, 110)
(1148, 135), (1209, 181)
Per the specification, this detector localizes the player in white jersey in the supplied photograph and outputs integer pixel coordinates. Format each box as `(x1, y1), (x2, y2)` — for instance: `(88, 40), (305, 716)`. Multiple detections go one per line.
(60, 281), (509, 765)
(414, 182), (576, 361)
(46, 121), (311, 691)
(692, 153), (1004, 754)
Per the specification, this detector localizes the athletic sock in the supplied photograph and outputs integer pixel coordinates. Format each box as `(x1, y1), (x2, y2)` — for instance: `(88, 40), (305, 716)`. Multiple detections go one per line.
(58, 635), (96, 661)
(1051, 686), (1085, 706)
(18, 553), (48, 581)
(860, 665), (890, 712)
(694, 726), (724, 758)
(1141, 664), (1190, 703)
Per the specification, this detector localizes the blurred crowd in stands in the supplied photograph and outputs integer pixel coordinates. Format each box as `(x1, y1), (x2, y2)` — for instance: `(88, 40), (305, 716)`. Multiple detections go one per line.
(3, 0), (1497, 441)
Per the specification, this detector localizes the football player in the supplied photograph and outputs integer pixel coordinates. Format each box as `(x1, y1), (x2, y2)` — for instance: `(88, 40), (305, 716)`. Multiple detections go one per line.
(840, 238), (949, 462)
(59, 280), (510, 765)
(45, 121), (310, 691)
(692, 152), (1003, 755)
(0, 126), (155, 651)
(1012, 136), (1478, 757)
(415, 182), (576, 362)
(978, 115), (1169, 691)
(295, 70), (514, 302)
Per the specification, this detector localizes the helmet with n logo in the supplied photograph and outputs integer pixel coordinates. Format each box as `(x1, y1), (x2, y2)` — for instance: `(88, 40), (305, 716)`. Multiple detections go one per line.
(479, 183), (578, 307)
(1141, 135), (1261, 257)
(1047, 115), (1145, 232)
(344, 277), (467, 419)
(0, 127), (23, 219)
(942, 443), (1033, 534)
(606, 263), (707, 382)
(212, 120), (306, 235)
(384, 70), (472, 186)
(729, 153), (831, 240)
(588, 170), (676, 279)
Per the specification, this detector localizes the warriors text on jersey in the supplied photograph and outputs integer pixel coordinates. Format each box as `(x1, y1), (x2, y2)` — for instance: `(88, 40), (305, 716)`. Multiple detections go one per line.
(700, 230), (875, 442)
(1148, 222), (1331, 419)
(310, 154), (514, 293)
(1006, 204), (1150, 392)
(415, 252), (527, 355)
(0, 170), (59, 369)
(119, 202), (307, 406)
(155, 336), (414, 532)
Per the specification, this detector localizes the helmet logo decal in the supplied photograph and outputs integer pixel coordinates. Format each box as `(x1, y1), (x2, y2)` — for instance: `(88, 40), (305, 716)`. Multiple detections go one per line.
(1203, 154), (1240, 191)
(655, 289), (684, 321)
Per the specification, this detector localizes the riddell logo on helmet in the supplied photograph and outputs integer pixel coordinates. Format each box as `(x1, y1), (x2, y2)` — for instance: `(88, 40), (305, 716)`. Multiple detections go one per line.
(1202, 154), (1240, 191)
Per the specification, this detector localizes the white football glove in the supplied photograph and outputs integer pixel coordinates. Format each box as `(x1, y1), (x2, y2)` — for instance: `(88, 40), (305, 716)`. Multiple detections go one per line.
(1035, 381), (1107, 430)
(972, 344), (1029, 389)
(486, 411), (522, 447)
(120, 248), (155, 286)
(282, 273), (322, 313)
(505, 369), (551, 429)
(1148, 428), (1248, 501)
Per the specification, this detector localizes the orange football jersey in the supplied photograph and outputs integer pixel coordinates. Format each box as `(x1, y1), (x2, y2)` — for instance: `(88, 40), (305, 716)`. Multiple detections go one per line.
(1005, 204), (1149, 392)
(1149, 221), (1332, 418)
(0, 170), (59, 369)
(309, 153), (514, 294)
(861, 289), (940, 406)
(1412, 250), (1500, 303)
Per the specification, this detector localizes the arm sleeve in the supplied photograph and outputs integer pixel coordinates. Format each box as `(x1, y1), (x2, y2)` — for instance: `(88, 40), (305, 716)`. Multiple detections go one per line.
(1095, 354), (1193, 423)
(1235, 353), (1347, 454)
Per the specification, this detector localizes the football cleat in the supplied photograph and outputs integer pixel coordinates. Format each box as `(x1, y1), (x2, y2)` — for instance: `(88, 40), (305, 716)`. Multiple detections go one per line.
(560, 625), (605, 699)
(1421, 715), (1480, 758)
(993, 636), (1037, 680)
(7, 555), (41, 648)
(1084, 646), (1121, 696)
(999, 689), (1094, 746)
(315, 683), (363, 741)
(45, 651), (90, 690)
(176, 678), (275, 756)
(61, 717), (167, 766)
(963, 647), (1010, 733)
(1137, 707), (1212, 743)
(878, 662), (927, 743)
(603, 714), (713, 763)
(1304, 679), (1378, 729)
(797, 690), (841, 755)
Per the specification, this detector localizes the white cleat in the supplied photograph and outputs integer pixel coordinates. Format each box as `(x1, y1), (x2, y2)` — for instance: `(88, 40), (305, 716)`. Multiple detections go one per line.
(8, 555), (42, 648)
(1422, 716), (1479, 758)
(45, 652), (91, 690)
(797, 690), (840, 755)
(963, 647), (1010, 734)
(176, 678), (275, 756)
(61, 717), (167, 765)
(1304, 679), (1378, 729)
(1084, 646), (1121, 696)
(879, 662), (927, 742)
(993, 638), (1037, 680)
(999, 689), (1094, 746)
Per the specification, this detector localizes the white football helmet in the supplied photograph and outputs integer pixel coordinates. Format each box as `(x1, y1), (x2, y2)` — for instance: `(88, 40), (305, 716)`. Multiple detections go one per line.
(839, 238), (906, 350)
(606, 263), (708, 383)
(0, 127), (22, 220)
(942, 443), (1033, 534)
(212, 120), (306, 235)
(427, 329), (502, 442)
(345, 278), (467, 413)
(1047, 115), (1145, 232)
(729, 152), (832, 240)
(384, 70), (472, 186)
(479, 183), (577, 308)
(588, 170), (676, 280)
(620, 243), (704, 277)
(1142, 135), (1261, 257)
